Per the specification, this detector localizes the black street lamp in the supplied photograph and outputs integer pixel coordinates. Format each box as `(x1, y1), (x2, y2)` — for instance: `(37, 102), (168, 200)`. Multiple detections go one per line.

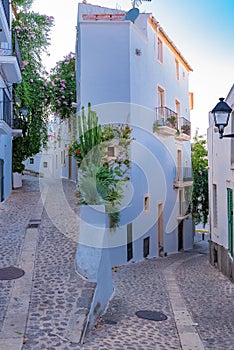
(212, 97), (233, 138)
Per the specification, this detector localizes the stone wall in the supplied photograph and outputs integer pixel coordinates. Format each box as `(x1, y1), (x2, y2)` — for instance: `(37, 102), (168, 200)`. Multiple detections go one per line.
(209, 240), (234, 282)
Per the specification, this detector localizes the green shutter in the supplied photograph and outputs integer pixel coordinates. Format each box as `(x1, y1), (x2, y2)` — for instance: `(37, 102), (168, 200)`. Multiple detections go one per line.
(227, 188), (233, 257)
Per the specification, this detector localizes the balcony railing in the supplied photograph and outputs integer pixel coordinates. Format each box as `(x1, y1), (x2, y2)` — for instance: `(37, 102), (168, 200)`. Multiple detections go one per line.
(0, 33), (22, 69)
(179, 117), (191, 136)
(175, 167), (192, 182)
(2, 89), (12, 127)
(155, 107), (178, 129)
(1, 0), (10, 27)
(13, 32), (22, 68)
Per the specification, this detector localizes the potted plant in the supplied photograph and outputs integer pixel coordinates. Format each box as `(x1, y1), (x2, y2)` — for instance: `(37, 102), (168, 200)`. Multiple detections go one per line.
(166, 115), (177, 128)
(181, 124), (191, 135)
(12, 158), (25, 188)
(153, 120), (160, 133)
(70, 103), (133, 229)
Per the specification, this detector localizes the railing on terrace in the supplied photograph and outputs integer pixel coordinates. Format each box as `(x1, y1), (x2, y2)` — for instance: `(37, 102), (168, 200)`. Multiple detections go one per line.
(0, 40), (22, 70)
(1, 0), (10, 27)
(2, 89), (12, 127)
(175, 167), (193, 182)
(178, 117), (191, 136)
(13, 32), (22, 68)
(155, 106), (178, 130)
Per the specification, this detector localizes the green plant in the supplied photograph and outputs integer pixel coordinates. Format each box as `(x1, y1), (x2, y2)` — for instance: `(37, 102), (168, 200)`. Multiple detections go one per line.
(191, 132), (208, 226)
(153, 121), (160, 132)
(69, 104), (133, 229)
(12, 0), (54, 172)
(47, 53), (76, 119)
(181, 124), (191, 135)
(166, 115), (177, 127)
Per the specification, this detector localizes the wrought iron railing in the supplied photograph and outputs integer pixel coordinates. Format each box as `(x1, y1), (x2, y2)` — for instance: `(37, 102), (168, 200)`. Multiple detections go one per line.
(175, 167), (193, 182)
(1, 0), (10, 27)
(13, 32), (22, 68)
(2, 89), (12, 127)
(155, 107), (178, 130)
(178, 117), (191, 136)
(0, 33), (22, 69)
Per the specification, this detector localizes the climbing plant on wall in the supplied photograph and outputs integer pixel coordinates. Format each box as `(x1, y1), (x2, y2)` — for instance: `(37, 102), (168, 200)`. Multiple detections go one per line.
(191, 132), (209, 227)
(46, 53), (76, 119)
(11, 0), (54, 171)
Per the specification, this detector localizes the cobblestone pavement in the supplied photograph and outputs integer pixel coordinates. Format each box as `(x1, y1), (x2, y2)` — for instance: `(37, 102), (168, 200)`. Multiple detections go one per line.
(0, 176), (40, 333)
(0, 176), (234, 349)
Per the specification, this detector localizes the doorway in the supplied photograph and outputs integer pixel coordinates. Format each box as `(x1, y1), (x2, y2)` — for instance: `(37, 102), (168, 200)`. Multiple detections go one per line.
(158, 203), (164, 256)
(227, 188), (233, 257)
(68, 155), (72, 180)
(178, 219), (183, 251)
(127, 223), (133, 261)
(0, 159), (4, 202)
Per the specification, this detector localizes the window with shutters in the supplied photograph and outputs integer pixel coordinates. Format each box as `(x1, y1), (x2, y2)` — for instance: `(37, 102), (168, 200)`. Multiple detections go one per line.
(213, 184), (218, 228)
(227, 188), (233, 257)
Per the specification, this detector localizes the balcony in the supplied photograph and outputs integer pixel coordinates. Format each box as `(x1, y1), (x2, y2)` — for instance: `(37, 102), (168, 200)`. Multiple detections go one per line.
(0, 46), (22, 85)
(174, 167), (193, 188)
(178, 200), (191, 219)
(153, 107), (178, 136)
(0, 89), (11, 134)
(0, 0), (10, 42)
(176, 117), (191, 141)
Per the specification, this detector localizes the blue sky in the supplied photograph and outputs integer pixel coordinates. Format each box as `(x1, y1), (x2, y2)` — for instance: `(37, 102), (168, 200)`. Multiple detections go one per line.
(32, 0), (234, 135)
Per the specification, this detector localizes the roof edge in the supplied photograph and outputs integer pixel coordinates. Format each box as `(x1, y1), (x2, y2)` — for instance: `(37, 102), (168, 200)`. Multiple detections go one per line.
(148, 16), (193, 72)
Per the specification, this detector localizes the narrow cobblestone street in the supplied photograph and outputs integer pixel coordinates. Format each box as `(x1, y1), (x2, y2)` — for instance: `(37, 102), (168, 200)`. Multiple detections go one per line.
(0, 176), (233, 350)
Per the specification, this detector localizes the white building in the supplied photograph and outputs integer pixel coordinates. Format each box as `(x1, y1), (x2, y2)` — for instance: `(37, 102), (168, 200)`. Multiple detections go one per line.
(75, 3), (194, 266)
(0, 0), (22, 201)
(24, 115), (77, 181)
(208, 85), (234, 282)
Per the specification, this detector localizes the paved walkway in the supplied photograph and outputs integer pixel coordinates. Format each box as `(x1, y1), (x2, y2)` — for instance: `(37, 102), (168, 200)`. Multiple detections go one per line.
(0, 176), (233, 349)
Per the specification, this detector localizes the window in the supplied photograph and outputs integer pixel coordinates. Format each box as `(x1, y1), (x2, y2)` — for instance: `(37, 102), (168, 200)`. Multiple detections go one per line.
(43, 162), (47, 168)
(227, 188), (233, 257)
(143, 237), (150, 258)
(108, 146), (115, 157)
(158, 86), (165, 108)
(61, 150), (66, 167)
(144, 195), (150, 212)
(30, 158), (34, 164)
(177, 149), (182, 181)
(231, 112), (234, 164)
(213, 184), (218, 228)
(157, 37), (163, 63)
(127, 223), (133, 261)
(179, 189), (183, 216)
(175, 100), (181, 116)
(189, 92), (194, 110)
(175, 58), (179, 80)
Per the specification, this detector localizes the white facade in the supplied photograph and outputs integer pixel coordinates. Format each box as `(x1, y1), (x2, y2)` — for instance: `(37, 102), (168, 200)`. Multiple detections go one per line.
(208, 85), (234, 281)
(76, 3), (194, 266)
(0, 0), (22, 201)
(24, 116), (77, 181)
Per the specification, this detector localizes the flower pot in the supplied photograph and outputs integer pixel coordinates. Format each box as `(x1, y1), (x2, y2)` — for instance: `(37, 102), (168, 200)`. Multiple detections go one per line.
(12, 172), (22, 189)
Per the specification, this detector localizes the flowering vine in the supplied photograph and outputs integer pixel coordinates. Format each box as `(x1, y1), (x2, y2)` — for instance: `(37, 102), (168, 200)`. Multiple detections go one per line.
(46, 53), (76, 119)
(11, 0), (54, 171)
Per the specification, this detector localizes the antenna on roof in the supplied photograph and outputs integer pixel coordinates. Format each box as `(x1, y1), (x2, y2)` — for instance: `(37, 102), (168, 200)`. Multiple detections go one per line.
(132, 0), (152, 8)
